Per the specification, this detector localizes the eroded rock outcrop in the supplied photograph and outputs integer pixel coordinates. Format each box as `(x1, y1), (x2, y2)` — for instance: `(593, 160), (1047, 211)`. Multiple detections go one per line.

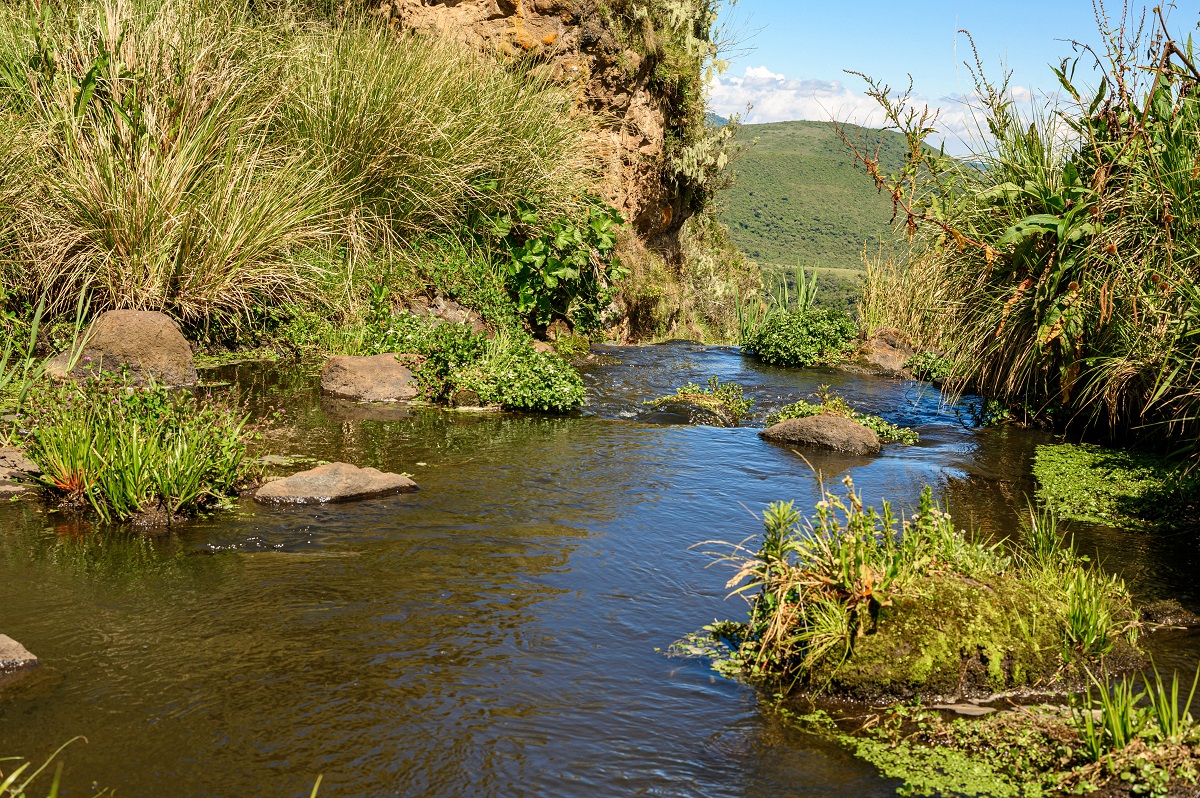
(374, 0), (683, 246)
(759, 415), (882, 456)
(254, 462), (419, 504)
(45, 310), (198, 386)
(0, 447), (39, 497)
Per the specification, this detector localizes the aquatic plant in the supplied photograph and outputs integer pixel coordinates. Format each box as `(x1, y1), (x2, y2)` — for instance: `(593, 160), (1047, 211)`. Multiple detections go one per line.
(643, 376), (754, 426)
(1, 738), (91, 797)
(18, 378), (260, 523)
(766, 385), (918, 444)
(846, 9), (1200, 452)
(1032, 442), (1197, 530)
(741, 307), (857, 368)
(690, 481), (1137, 697)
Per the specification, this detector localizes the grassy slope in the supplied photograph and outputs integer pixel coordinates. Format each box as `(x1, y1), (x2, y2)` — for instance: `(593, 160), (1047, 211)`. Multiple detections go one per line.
(718, 120), (909, 273)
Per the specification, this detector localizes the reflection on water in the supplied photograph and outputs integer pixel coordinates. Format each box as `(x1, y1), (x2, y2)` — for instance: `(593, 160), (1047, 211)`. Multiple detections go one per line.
(1, 343), (1196, 797)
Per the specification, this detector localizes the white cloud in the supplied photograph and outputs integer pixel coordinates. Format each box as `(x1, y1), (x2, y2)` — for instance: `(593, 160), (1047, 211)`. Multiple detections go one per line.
(708, 66), (1007, 155)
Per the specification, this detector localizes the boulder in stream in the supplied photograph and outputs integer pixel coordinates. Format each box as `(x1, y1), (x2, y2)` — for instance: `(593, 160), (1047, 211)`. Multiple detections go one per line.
(760, 414), (881, 456)
(0, 635), (38, 674)
(320, 354), (419, 403)
(254, 462), (418, 504)
(45, 310), (199, 386)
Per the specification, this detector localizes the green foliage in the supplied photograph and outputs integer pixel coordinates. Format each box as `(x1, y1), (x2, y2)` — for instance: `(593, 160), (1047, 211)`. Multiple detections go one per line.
(488, 199), (626, 331)
(452, 333), (586, 413)
(17, 378), (259, 523)
(718, 121), (909, 272)
(693, 482), (1137, 697)
(1, 738), (90, 798)
(0, 2), (597, 329)
(904, 350), (953, 381)
(766, 385), (918, 445)
(742, 307), (857, 367)
(1032, 443), (1198, 530)
(849, 15), (1200, 450)
(643, 375), (754, 426)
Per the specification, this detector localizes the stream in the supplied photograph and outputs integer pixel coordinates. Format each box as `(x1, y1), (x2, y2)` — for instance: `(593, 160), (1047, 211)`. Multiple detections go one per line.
(2, 342), (1199, 797)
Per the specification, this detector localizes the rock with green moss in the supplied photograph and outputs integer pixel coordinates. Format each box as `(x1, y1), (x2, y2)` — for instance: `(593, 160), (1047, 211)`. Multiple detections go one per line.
(818, 575), (1138, 700)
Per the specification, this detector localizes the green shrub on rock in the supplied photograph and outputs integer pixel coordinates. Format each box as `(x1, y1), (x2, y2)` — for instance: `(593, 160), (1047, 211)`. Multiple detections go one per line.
(685, 479), (1140, 698)
(743, 308), (857, 367)
(766, 386), (917, 444)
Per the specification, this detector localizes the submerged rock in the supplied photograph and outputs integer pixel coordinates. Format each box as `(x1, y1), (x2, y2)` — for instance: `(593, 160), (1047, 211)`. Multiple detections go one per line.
(643, 399), (738, 428)
(760, 415), (881, 456)
(320, 354), (418, 403)
(254, 462), (418, 504)
(0, 635), (38, 674)
(45, 310), (198, 386)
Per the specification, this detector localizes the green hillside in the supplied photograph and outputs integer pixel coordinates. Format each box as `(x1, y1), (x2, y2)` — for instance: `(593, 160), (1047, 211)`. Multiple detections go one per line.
(718, 120), (909, 274)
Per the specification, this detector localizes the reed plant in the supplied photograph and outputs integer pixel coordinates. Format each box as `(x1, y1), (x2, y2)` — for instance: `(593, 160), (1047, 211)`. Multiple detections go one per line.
(701, 481), (1137, 693)
(846, 9), (1200, 447)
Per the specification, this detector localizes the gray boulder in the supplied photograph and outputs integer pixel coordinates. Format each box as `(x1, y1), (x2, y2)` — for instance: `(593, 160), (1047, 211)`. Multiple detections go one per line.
(320, 354), (418, 403)
(759, 414), (881, 456)
(45, 310), (198, 386)
(402, 296), (488, 336)
(254, 462), (419, 504)
(0, 635), (38, 674)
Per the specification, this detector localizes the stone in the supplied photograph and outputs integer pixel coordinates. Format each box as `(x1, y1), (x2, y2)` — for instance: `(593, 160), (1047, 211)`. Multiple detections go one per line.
(545, 319), (572, 342)
(320, 354), (418, 403)
(0, 635), (38, 674)
(532, 340), (554, 354)
(254, 462), (419, 504)
(0, 447), (39, 475)
(854, 327), (914, 378)
(45, 310), (198, 386)
(0, 446), (40, 497)
(759, 414), (882, 456)
(401, 296), (488, 337)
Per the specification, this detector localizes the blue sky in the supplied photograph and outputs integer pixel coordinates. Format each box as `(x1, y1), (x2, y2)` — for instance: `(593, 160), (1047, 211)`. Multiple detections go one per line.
(710, 0), (1200, 151)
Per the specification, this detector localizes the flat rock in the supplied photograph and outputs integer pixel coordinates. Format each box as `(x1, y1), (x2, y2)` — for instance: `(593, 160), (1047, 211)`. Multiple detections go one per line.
(45, 310), (198, 386)
(759, 414), (882, 456)
(0, 447), (39, 475)
(254, 462), (419, 504)
(0, 635), (38, 674)
(320, 354), (418, 403)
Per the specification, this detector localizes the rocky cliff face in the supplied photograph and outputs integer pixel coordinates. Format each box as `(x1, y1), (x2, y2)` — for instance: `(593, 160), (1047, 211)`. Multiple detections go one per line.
(374, 0), (686, 248)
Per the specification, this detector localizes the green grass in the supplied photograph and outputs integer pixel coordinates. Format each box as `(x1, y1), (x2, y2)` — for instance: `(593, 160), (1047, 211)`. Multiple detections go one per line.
(719, 120), (908, 273)
(17, 377), (261, 523)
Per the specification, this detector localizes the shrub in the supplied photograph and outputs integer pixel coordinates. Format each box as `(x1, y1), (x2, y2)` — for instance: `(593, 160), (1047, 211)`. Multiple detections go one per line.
(18, 378), (259, 522)
(743, 308), (857, 367)
(766, 385), (918, 444)
(457, 339), (586, 413)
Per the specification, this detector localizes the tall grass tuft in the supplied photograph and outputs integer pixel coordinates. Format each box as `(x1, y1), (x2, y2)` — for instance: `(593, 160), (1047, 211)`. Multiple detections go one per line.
(0, 0), (600, 330)
(846, 9), (1200, 447)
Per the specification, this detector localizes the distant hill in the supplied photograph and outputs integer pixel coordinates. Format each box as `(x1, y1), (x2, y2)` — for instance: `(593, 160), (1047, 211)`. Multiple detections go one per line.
(718, 120), (910, 275)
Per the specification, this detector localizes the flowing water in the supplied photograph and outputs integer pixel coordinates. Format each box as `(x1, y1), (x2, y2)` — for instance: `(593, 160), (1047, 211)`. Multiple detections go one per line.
(2, 342), (1198, 797)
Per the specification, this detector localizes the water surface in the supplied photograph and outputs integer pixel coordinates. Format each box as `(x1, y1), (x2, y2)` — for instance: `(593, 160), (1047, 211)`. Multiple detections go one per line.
(2, 343), (1197, 796)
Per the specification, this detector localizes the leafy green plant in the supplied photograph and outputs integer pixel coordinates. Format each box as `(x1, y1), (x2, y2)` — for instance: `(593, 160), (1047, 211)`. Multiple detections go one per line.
(1, 738), (91, 798)
(489, 199), (626, 331)
(766, 385), (918, 444)
(643, 375), (754, 426)
(742, 307), (857, 367)
(904, 350), (952, 381)
(19, 377), (260, 522)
